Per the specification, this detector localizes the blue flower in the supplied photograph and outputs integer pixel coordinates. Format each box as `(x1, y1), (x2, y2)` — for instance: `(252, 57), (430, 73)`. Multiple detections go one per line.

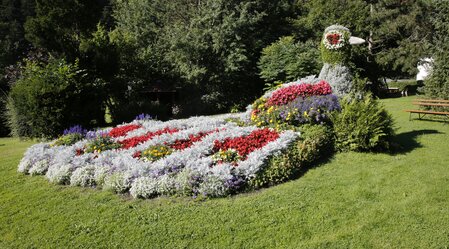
(63, 125), (87, 136)
(134, 113), (153, 121)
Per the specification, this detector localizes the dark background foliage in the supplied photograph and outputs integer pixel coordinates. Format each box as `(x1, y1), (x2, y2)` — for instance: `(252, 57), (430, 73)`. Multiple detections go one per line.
(0, 0), (447, 138)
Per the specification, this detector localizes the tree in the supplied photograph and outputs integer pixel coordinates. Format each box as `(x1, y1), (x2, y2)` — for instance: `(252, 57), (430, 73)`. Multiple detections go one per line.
(292, 0), (433, 86)
(425, 1), (449, 99)
(370, 0), (432, 79)
(0, 0), (35, 136)
(112, 0), (295, 115)
(258, 36), (321, 84)
(24, 0), (110, 61)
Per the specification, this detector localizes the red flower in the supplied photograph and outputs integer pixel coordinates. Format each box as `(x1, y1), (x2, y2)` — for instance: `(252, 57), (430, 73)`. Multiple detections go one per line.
(169, 130), (216, 151)
(109, 124), (141, 138)
(119, 127), (179, 149)
(326, 33), (341, 45)
(267, 80), (332, 106)
(76, 148), (84, 156)
(132, 151), (142, 158)
(213, 128), (280, 161)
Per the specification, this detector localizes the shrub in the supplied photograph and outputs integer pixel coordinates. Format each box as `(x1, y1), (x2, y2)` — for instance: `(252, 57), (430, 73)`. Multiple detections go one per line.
(6, 57), (105, 139)
(249, 124), (333, 188)
(331, 94), (395, 152)
(258, 36), (322, 84)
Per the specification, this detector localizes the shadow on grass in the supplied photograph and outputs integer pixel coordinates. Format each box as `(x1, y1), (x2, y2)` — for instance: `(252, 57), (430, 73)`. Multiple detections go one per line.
(390, 129), (442, 154)
(295, 154), (334, 180)
(408, 117), (449, 124)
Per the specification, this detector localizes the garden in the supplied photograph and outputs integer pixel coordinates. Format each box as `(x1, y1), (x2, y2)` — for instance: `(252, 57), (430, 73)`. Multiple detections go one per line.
(1, 96), (449, 248)
(1, 1), (449, 248)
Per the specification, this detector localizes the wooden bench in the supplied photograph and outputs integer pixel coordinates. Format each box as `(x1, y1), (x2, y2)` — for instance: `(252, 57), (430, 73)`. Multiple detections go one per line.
(405, 99), (449, 122)
(414, 99), (449, 103)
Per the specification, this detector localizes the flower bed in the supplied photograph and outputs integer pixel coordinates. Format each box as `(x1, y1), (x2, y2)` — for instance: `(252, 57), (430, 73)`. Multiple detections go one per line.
(109, 124), (142, 138)
(18, 114), (301, 198)
(266, 80), (332, 106)
(18, 77), (343, 199)
(247, 76), (341, 128)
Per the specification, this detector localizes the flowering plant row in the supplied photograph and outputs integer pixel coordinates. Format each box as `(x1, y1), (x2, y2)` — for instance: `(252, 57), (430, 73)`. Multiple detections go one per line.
(108, 124), (142, 138)
(251, 95), (341, 128)
(245, 76), (341, 129)
(18, 113), (299, 198)
(266, 80), (332, 106)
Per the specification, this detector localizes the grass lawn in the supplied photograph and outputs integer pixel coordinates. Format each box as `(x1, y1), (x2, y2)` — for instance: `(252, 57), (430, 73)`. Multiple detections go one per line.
(1, 96), (449, 248)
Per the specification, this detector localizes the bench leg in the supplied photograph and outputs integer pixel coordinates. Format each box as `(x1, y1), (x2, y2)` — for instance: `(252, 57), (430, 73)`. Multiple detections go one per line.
(418, 113), (427, 120)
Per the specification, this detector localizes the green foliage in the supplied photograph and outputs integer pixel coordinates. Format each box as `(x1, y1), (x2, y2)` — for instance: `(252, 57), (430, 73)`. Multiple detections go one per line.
(426, 2), (449, 100)
(140, 145), (174, 162)
(224, 117), (247, 127)
(0, 89), (9, 136)
(351, 73), (370, 94)
(24, 0), (108, 60)
(229, 104), (244, 114)
(320, 30), (351, 65)
(52, 133), (84, 147)
(387, 80), (421, 96)
(3, 97), (449, 248)
(84, 136), (121, 154)
(112, 0), (294, 115)
(371, 0), (432, 78)
(262, 81), (283, 92)
(292, 0), (433, 82)
(212, 149), (241, 165)
(0, 0), (35, 136)
(258, 36), (321, 84)
(250, 124), (333, 188)
(0, 0), (34, 70)
(292, 0), (369, 41)
(331, 94), (395, 152)
(6, 57), (105, 139)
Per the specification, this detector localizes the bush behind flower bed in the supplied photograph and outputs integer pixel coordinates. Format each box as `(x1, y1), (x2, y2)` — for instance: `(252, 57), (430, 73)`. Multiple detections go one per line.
(7, 58), (105, 139)
(331, 94), (395, 152)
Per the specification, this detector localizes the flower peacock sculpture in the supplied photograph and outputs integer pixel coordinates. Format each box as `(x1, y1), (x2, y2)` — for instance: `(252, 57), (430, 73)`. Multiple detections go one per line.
(318, 25), (365, 96)
(244, 24), (365, 126)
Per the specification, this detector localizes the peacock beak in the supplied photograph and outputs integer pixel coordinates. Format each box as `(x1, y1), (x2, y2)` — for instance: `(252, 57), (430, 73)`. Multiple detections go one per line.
(349, 36), (365, 45)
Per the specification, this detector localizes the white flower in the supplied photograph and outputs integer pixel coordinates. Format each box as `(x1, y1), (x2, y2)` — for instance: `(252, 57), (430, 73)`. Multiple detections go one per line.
(322, 30), (346, 50)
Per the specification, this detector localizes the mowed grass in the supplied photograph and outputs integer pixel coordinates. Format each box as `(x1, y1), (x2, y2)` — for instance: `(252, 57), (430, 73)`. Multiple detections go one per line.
(1, 96), (449, 248)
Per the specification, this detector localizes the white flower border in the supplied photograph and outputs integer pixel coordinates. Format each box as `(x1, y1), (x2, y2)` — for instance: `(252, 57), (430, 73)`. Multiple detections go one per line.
(18, 114), (300, 198)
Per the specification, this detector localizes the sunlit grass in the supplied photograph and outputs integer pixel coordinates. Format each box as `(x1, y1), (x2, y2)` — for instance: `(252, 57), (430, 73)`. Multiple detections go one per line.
(1, 96), (448, 248)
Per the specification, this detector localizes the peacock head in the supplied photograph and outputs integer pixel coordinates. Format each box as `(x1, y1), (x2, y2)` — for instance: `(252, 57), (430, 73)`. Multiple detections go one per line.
(320, 25), (364, 65)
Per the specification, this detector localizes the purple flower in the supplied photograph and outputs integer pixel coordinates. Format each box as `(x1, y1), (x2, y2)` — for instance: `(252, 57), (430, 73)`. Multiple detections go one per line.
(279, 94), (341, 124)
(63, 125), (87, 136)
(134, 113), (153, 121)
(85, 130), (109, 139)
(224, 175), (246, 193)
